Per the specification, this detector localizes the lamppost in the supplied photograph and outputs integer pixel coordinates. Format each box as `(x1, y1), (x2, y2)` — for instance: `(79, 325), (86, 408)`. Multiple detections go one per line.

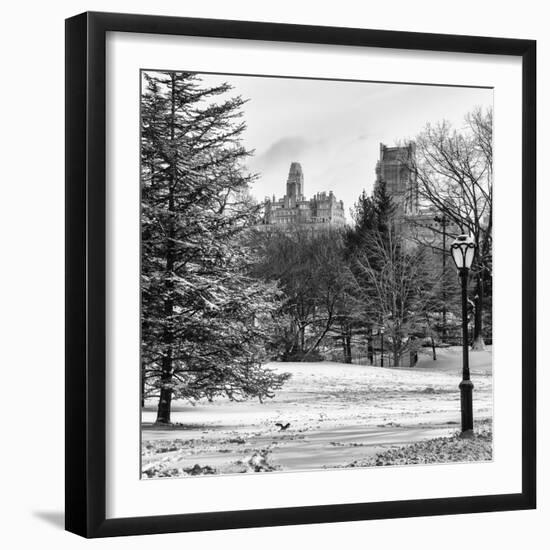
(450, 234), (476, 434)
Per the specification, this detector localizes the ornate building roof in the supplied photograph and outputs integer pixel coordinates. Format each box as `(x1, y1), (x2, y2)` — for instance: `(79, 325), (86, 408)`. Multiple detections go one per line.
(263, 162), (345, 230)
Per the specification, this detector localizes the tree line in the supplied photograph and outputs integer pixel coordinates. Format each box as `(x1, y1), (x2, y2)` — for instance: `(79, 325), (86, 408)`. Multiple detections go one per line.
(251, 180), (447, 368)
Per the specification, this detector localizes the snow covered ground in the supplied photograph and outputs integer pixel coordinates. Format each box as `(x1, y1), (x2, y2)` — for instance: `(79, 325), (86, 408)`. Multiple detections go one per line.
(141, 346), (492, 477)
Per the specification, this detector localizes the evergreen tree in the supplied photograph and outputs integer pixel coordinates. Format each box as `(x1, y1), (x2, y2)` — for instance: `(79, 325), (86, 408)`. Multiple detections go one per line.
(141, 71), (288, 424)
(344, 183), (399, 364)
(372, 179), (397, 237)
(346, 182), (396, 256)
(350, 189), (376, 233)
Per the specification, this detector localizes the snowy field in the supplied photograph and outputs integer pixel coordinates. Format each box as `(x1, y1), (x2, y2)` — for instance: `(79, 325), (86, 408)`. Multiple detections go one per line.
(141, 346), (492, 477)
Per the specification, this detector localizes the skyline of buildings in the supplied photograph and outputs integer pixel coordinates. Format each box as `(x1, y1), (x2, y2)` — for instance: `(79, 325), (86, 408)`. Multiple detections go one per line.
(260, 142), (437, 237)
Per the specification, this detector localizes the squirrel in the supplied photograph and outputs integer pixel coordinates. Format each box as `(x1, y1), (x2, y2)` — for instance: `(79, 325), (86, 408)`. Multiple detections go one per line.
(275, 422), (291, 431)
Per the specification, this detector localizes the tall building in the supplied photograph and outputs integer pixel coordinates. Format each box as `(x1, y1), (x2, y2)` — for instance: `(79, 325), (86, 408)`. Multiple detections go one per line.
(375, 143), (419, 220)
(374, 142), (460, 247)
(263, 162), (345, 230)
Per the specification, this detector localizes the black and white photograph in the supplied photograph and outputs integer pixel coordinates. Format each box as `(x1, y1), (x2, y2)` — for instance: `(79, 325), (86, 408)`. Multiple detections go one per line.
(0, 0), (543, 544)
(140, 70), (494, 479)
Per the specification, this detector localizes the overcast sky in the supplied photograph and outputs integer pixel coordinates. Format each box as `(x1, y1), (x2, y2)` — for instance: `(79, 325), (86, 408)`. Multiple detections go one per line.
(198, 73), (492, 221)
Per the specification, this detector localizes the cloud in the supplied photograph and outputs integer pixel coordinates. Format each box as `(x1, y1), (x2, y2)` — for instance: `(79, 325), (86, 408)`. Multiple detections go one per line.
(255, 136), (311, 167)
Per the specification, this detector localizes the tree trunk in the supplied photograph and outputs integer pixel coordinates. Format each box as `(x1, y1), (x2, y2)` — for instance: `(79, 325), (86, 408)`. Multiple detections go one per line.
(289, 319), (299, 358)
(155, 75), (177, 424)
(343, 326), (352, 363)
(367, 326), (374, 365)
(424, 312), (436, 360)
(301, 308), (334, 360)
(155, 270), (175, 423)
(156, 351), (173, 424)
(341, 334), (347, 361)
(472, 274), (486, 351)
(141, 366), (145, 408)
(393, 348), (400, 368)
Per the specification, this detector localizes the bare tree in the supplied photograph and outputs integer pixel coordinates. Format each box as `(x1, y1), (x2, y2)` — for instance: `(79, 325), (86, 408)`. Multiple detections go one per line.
(351, 228), (437, 367)
(251, 226), (352, 361)
(412, 107), (492, 350)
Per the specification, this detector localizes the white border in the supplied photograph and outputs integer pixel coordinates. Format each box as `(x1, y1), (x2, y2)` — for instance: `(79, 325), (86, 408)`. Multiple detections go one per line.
(106, 31), (523, 519)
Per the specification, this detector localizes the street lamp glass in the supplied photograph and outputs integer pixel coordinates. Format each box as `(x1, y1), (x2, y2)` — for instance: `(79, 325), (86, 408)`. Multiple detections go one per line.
(450, 234), (476, 270)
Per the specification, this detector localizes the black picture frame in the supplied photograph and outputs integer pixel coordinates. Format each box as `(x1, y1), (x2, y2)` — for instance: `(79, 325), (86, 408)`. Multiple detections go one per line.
(65, 11), (536, 538)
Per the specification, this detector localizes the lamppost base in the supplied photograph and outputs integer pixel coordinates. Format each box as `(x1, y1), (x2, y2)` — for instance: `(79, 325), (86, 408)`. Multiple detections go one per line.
(459, 379), (474, 433)
(459, 429), (475, 439)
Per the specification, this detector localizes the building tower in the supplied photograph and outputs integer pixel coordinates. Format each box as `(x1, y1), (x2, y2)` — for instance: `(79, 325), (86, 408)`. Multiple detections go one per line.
(262, 162), (345, 230)
(375, 143), (418, 220)
(286, 162), (304, 204)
